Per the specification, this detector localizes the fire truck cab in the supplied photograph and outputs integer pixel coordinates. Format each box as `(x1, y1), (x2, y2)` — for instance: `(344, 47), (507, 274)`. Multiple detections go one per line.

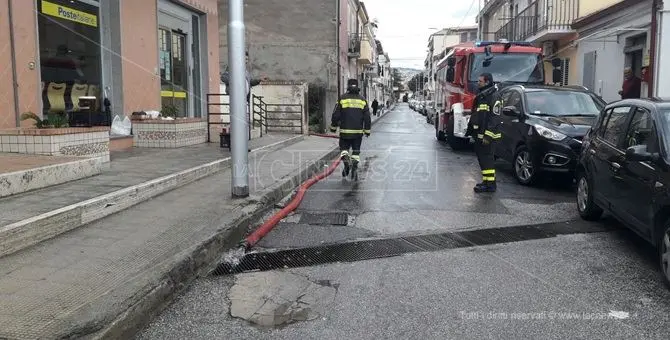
(434, 40), (545, 150)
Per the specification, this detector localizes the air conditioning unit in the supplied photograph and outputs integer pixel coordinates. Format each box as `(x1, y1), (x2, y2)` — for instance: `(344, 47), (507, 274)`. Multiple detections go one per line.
(542, 41), (555, 57)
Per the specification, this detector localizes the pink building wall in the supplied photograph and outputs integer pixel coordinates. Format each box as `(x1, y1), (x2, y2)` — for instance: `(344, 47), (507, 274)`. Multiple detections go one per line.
(0, 0), (40, 129)
(120, 1), (160, 114)
(0, 0), (219, 129)
(339, 0), (350, 94)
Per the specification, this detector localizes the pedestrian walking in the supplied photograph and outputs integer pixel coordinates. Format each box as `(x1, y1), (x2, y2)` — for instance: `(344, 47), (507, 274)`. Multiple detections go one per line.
(220, 51), (267, 151)
(329, 79), (372, 180)
(372, 99), (379, 116)
(470, 73), (503, 193)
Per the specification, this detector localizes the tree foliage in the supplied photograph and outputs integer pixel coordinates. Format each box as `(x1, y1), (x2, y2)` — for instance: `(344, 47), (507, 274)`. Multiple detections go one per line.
(407, 73), (426, 93)
(392, 68), (403, 88)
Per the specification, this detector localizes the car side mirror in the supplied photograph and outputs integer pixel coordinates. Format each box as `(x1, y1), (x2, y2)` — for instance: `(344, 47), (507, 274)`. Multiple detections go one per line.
(502, 106), (519, 117)
(625, 145), (659, 162)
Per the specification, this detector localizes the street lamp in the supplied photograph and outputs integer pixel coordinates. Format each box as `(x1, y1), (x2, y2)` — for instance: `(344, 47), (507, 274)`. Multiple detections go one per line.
(228, 0), (249, 198)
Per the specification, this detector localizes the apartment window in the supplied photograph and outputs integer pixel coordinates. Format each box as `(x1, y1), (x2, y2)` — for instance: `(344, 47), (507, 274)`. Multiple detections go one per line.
(469, 31), (477, 41)
(460, 32), (468, 43)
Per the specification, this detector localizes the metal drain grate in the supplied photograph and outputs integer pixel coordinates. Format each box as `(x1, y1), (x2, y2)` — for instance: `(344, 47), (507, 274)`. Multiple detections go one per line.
(299, 212), (349, 226)
(213, 220), (617, 276)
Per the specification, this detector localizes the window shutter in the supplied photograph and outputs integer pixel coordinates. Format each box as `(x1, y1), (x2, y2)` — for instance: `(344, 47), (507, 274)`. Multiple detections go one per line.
(562, 58), (570, 86)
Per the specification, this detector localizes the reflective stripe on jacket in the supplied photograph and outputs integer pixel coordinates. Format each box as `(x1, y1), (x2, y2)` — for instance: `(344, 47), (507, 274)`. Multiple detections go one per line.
(329, 93), (372, 138)
(472, 87), (503, 143)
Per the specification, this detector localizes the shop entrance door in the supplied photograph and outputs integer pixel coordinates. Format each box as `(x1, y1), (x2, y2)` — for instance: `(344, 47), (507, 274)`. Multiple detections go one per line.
(158, 0), (198, 118)
(159, 28), (189, 117)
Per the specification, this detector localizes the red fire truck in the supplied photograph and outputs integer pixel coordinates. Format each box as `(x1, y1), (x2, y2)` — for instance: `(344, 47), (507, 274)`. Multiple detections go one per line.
(434, 40), (545, 150)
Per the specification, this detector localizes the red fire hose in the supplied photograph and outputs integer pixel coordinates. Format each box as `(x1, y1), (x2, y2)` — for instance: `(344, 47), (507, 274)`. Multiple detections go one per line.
(242, 136), (343, 250)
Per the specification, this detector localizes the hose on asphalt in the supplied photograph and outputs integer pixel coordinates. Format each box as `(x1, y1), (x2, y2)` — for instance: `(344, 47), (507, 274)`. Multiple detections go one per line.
(242, 121), (381, 249)
(241, 154), (342, 250)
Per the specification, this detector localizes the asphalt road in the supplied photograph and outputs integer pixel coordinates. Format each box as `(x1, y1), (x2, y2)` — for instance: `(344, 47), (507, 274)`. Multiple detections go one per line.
(136, 103), (670, 340)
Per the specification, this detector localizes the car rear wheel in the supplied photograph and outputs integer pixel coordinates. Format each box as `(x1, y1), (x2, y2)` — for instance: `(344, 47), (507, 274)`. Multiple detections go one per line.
(658, 223), (670, 288)
(576, 171), (603, 221)
(513, 145), (537, 185)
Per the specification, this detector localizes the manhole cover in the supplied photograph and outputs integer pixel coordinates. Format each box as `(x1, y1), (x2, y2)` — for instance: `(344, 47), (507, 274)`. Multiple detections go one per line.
(299, 212), (348, 226)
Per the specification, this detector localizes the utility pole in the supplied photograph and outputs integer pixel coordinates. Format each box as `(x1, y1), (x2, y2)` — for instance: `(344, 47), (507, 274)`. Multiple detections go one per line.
(228, 0), (249, 198)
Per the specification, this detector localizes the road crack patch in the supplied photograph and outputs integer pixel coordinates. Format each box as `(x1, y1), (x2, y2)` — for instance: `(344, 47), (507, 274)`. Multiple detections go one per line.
(228, 271), (337, 327)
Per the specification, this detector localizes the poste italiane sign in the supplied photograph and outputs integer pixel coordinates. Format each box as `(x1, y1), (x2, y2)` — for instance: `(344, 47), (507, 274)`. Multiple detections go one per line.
(41, 0), (97, 27)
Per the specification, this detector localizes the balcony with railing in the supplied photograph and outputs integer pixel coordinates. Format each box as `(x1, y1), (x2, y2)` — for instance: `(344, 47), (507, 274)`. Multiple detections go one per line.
(348, 33), (361, 58)
(494, 0), (579, 42)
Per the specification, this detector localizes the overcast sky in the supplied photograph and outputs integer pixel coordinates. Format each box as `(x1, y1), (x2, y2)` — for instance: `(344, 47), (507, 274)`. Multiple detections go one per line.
(361, 0), (478, 69)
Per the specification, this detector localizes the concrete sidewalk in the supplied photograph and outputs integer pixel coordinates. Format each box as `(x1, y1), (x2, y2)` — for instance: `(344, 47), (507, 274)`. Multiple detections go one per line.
(0, 108), (392, 339)
(0, 134), (304, 257)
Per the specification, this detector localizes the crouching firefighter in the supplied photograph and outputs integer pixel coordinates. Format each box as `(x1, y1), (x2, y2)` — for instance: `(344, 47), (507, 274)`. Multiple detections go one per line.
(330, 79), (372, 179)
(472, 73), (503, 193)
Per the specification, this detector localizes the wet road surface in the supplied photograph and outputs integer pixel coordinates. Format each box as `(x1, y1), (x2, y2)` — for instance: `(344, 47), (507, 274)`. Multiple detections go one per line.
(136, 104), (670, 339)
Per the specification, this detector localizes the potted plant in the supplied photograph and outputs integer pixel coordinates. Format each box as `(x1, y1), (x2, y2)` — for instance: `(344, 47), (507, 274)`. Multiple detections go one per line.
(20, 112), (69, 128)
(160, 103), (178, 119)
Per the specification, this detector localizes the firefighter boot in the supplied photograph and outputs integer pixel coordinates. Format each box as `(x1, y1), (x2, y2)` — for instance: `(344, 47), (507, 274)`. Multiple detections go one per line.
(474, 181), (497, 193)
(341, 151), (350, 177)
(473, 182), (486, 191)
(350, 155), (360, 181)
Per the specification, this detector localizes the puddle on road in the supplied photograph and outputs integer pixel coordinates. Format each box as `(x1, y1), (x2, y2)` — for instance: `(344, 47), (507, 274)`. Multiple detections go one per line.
(228, 271), (338, 328)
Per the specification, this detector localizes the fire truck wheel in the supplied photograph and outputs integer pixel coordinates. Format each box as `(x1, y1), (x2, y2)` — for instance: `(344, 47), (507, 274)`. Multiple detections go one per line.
(448, 136), (469, 150)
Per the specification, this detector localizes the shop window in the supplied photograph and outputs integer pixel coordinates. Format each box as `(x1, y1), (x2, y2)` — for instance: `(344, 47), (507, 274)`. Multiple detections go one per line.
(37, 0), (104, 126)
(159, 28), (188, 118)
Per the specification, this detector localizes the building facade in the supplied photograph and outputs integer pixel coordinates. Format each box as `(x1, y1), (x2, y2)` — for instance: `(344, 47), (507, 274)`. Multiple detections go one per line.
(476, 0), (658, 103)
(371, 49), (393, 107)
(0, 0), (220, 130)
(572, 0), (653, 102)
(655, 0), (670, 97)
(477, 0), (579, 87)
(218, 0), (381, 129)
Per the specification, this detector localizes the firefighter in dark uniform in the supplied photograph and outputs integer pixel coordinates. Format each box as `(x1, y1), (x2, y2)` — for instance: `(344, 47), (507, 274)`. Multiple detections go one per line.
(471, 73), (503, 193)
(330, 79), (372, 180)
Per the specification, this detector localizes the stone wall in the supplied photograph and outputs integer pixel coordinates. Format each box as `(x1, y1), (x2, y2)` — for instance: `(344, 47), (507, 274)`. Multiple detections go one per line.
(250, 82), (307, 134)
(133, 119), (208, 148)
(0, 127), (110, 162)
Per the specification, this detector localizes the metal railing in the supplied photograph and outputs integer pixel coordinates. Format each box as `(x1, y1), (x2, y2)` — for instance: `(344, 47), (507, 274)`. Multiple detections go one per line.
(206, 93), (252, 143)
(494, 0), (578, 41)
(348, 33), (362, 56)
(252, 94), (304, 136)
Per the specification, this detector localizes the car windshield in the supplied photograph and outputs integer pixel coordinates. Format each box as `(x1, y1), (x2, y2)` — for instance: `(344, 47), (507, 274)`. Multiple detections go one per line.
(524, 90), (604, 116)
(469, 53), (544, 83)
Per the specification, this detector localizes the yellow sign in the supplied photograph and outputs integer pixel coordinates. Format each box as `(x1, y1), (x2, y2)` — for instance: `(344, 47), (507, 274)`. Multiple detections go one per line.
(41, 1), (97, 27)
(161, 91), (187, 98)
